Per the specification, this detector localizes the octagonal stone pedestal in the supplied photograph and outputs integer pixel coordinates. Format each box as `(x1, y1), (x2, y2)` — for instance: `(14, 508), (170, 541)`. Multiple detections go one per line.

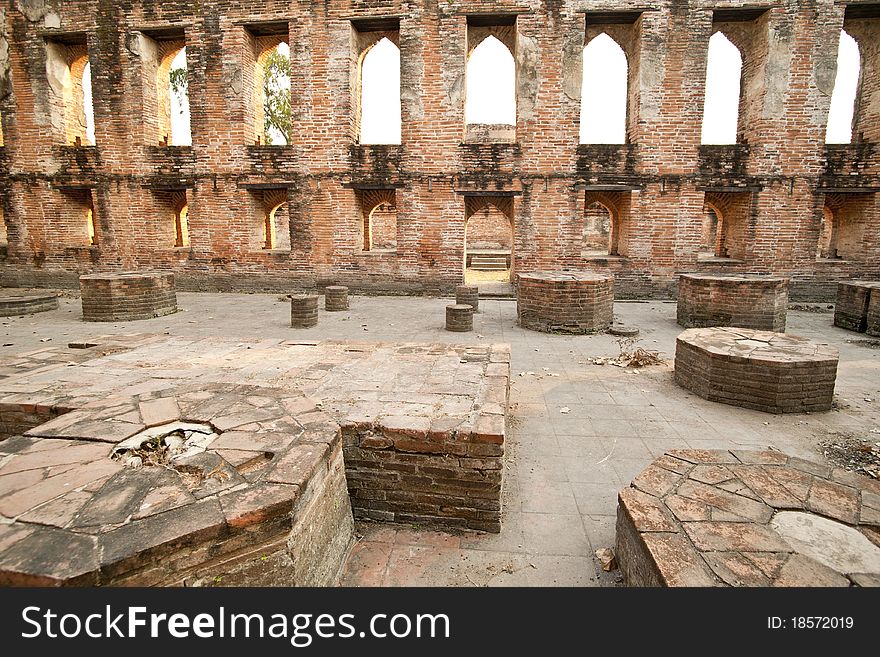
(0, 290), (59, 317)
(675, 327), (838, 414)
(616, 449), (880, 587)
(0, 383), (353, 586)
(677, 274), (789, 331)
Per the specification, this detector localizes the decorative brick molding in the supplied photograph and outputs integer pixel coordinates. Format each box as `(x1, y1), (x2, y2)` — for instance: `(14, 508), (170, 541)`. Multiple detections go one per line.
(616, 449), (880, 587)
(80, 272), (177, 322)
(0, 290), (59, 317)
(675, 327), (838, 414)
(517, 272), (613, 334)
(677, 274), (789, 331)
(834, 281), (880, 336)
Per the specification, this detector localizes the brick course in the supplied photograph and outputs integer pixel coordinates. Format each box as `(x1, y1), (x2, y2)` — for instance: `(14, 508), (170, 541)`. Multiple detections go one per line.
(0, 291), (58, 316)
(677, 274), (789, 331)
(0, 3), (877, 299)
(80, 271), (177, 322)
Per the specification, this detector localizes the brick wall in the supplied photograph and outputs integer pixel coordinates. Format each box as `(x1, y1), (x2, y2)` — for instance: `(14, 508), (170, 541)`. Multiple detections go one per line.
(677, 274), (789, 331)
(0, 2), (877, 299)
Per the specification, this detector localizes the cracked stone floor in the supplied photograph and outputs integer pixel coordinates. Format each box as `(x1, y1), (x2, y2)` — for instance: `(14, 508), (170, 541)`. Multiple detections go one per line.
(2, 292), (879, 586)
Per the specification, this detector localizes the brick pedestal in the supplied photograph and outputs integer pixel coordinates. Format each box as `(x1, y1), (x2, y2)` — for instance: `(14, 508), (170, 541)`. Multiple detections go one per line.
(324, 285), (350, 312)
(80, 272), (177, 322)
(516, 272), (613, 334)
(290, 294), (318, 328)
(0, 291), (59, 317)
(617, 449), (880, 587)
(677, 274), (789, 331)
(456, 285), (479, 312)
(834, 281), (880, 335)
(446, 304), (474, 332)
(675, 327), (838, 414)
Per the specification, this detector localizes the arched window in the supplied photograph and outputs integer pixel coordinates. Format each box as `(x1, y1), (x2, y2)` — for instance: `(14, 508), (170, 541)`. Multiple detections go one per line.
(826, 31), (860, 144)
(465, 36), (516, 126)
(256, 41), (291, 145)
(580, 34), (627, 144)
(174, 203), (189, 248)
(701, 32), (742, 145)
(165, 47), (191, 146)
(583, 202), (613, 255)
(359, 189), (397, 252)
(359, 37), (401, 144)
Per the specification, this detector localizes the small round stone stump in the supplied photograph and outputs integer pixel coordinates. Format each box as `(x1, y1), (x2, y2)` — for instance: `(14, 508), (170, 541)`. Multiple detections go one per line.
(674, 327), (838, 414)
(456, 285), (479, 312)
(446, 304), (474, 332)
(617, 449), (880, 587)
(677, 274), (789, 331)
(324, 286), (350, 312)
(516, 272), (613, 334)
(80, 272), (177, 322)
(0, 290), (59, 317)
(290, 294), (318, 328)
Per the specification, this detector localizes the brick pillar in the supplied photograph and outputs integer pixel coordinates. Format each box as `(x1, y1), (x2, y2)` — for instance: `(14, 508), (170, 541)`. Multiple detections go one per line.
(290, 294), (318, 328)
(445, 304), (473, 332)
(456, 284), (479, 312)
(324, 285), (349, 311)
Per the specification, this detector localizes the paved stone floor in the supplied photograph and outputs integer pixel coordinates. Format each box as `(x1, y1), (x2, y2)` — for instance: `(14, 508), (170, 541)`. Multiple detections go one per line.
(2, 293), (879, 586)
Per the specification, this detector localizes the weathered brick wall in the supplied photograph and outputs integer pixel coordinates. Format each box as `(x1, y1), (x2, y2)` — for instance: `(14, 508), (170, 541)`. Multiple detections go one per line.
(677, 274), (789, 331)
(517, 272), (614, 333)
(80, 271), (178, 321)
(0, 2), (877, 299)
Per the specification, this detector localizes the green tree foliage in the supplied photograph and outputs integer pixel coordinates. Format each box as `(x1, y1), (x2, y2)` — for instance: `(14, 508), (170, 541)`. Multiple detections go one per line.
(262, 48), (292, 145)
(169, 66), (188, 114)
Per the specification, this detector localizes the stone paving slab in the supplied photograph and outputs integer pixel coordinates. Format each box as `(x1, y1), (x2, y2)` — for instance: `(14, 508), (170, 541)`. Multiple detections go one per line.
(617, 449), (880, 587)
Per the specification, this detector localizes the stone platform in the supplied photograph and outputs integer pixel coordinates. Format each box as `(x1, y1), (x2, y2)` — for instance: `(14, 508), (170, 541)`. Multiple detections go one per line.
(677, 274), (789, 331)
(80, 272), (178, 322)
(834, 281), (880, 336)
(0, 290), (59, 317)
(675, 327), (838, 414)
(616, 449), (880, 587)
(0, 333), (508, 585)
(0, 383), (351, 586)
(516, 272), (613, 334)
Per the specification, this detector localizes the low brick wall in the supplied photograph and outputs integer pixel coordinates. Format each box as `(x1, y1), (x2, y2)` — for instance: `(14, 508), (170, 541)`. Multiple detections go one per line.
(0, 291), (59, 317)
(80, 272), (177, 322)
(834, 281), (880, 334)
(517, 272), (613, 334)
(675, 327), (838, 414)
(677, 274), (789, 331)
(342, 344), (509, 533)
